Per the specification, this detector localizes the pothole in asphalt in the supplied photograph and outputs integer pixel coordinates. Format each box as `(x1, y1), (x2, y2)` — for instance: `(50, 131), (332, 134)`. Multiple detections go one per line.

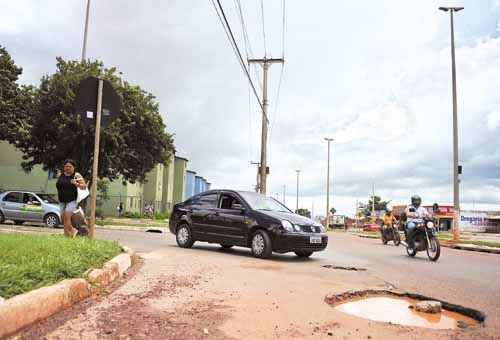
(146, 229), (163, 233)
(322, 265), (367, 271)
(325, 290), (484, 330)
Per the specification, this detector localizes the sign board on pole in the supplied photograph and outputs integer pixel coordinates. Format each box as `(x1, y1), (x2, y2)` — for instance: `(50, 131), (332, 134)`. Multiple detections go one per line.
(74, 76), (121, 129)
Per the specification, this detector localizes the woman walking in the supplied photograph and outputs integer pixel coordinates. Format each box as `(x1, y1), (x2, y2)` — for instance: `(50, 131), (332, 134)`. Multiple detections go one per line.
(56, 159), (87, 237)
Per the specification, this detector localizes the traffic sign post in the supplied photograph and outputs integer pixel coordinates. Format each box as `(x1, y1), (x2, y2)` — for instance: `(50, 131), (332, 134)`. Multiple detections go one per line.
(89, 79), (103, 239)
(74, 76), (121, 239)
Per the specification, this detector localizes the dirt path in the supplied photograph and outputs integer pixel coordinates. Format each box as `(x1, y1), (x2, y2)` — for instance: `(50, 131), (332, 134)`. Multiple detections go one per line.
(15, 235), (497, 340)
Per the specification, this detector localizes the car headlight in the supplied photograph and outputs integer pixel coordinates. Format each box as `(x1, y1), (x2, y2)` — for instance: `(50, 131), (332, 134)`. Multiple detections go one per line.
(281, 220), (294, 232)
(293, 224), (302, 232)
(426, 221), (435, 228)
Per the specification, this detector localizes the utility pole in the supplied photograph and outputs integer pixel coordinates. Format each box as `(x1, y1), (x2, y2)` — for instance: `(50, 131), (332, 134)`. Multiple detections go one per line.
(355, 199), (359, 228)
(439, 6), (463, 242)
(372, 183), (375, 222)
(295, 169), (300, 213)
(324, 138), (333, 228)
(250, 161), (261, 192)
(81, 0), (91, 62)
(248, 57), (284, 195)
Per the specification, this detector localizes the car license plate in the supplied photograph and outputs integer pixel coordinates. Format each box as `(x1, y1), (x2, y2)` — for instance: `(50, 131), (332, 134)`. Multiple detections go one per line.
(310, 236), (322, 244)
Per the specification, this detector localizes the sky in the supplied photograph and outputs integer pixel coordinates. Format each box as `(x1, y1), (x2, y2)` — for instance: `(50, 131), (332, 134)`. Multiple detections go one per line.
(1, 0), (500, 216)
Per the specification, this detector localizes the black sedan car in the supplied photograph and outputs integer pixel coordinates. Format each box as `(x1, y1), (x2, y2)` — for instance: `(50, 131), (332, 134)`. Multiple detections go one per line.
(169, 190), (328, 259)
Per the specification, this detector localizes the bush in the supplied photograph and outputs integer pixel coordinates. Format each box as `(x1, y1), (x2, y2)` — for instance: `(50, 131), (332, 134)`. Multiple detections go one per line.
(122, 211), (143, 219)
(154, 212), (170, 220)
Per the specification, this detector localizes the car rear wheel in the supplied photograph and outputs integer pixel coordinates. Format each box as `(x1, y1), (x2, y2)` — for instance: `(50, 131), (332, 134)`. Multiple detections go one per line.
(44, 213), (60, 228)
(220, 244), (234, 249)
(0, 211), (5, 224)
(251, 230), (272, 259)
(176, 224), (195, 248)
(294, 251), (313, 258)
(14, 220), (23, 225)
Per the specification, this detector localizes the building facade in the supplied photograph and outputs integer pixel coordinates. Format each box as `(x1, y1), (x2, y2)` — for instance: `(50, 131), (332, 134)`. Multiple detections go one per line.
(0, 142), (212, 217)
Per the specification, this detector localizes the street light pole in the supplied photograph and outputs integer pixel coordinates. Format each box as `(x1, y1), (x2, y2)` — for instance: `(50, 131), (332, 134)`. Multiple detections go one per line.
(295, 170), (300, 213)
(439, 6), (463, 242)
(324, 138), (333, 228)
(81, 0), (91, 62)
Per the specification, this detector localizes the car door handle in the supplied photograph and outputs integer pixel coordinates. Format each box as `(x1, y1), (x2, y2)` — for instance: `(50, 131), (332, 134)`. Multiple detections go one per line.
(214, 211), (220, 216)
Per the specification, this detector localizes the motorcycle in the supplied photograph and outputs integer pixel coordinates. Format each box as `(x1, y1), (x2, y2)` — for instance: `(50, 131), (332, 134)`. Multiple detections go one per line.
(380, 223), (401, 246)
(402, 218), (441, 261)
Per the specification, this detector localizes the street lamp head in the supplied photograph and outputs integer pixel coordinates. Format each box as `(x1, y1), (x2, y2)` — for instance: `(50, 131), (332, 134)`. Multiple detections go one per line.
(324, 137), (334, 142)
(439, 6), (464, 12)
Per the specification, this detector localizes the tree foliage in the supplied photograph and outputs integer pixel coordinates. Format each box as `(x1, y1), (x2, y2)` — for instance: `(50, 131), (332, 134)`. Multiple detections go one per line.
(296, 208), (311, 218)
(6, 57), (174, 184)
(363, 195), (391, 215)
(0, 45), (36, 143)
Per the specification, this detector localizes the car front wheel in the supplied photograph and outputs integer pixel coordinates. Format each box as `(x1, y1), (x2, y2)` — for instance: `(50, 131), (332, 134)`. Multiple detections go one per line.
(0, 211), (5, 224)
(14, 220), (23, 225)
(176, 224), (195, 248)
(44, 214), (60, 228)
(251, 230), (272, 259)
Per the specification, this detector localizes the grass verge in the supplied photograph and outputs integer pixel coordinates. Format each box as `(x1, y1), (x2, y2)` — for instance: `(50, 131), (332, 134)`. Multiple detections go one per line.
(0, 234), (122, 299)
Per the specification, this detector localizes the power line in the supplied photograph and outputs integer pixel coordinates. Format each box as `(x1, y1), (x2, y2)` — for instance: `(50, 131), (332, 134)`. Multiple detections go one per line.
(234, 0), (263, 91)
(210, 0), (266, 118)
(260, 0), (267, 56)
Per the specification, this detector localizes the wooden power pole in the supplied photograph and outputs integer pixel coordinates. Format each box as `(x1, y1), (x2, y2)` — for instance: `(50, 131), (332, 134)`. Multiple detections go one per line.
(248, 58), (284, 195)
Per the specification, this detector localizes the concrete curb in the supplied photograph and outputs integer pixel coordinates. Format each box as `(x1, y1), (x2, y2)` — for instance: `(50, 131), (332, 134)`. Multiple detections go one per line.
(0, 279), (90, 339)
(351, 233), (500, 254)
(0, 251), (133, 338)
(441, 242), (500, 254)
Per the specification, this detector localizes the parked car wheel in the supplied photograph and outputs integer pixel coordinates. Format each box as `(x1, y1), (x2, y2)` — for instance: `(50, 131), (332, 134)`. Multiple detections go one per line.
(44, 213), (60, 228)
(294, 251), (313, 258)
(176, 224), (195, 248)
(0, 211), (5, 224)
(251, 230), (272, 259)
(220, 244), (234, 249)
(14, 220), (23, 225)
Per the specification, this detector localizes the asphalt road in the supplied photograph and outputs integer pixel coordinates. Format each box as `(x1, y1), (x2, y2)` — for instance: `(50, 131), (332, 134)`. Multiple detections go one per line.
(4, 224), (500, 339)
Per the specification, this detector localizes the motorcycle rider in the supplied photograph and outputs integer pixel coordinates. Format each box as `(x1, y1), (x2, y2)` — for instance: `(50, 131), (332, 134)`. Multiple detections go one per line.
(382, 208), (397, 231)
(404, 195), (430, 250)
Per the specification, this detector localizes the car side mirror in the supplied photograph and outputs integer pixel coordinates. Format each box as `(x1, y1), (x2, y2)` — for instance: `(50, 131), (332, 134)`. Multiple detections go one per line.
(232, 203), (245, 212)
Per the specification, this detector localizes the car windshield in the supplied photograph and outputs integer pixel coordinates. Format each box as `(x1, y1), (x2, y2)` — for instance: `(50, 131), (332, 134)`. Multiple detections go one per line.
(239, 192), (292, 213)
(37, 194), (58, 204)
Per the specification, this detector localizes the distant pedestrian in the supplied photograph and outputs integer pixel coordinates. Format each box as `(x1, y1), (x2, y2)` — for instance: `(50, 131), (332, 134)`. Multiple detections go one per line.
(117, 202), (124, 217)
(56, 159), (86, 238)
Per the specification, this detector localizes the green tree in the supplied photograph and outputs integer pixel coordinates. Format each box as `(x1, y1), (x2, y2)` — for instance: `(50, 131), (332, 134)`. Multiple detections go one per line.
(96, 179), (110, 218)
(296, 208), (311, 218)
(0, 45), (37, 144)
(363, 195), (391, 215)
(11, 58), (174, 184)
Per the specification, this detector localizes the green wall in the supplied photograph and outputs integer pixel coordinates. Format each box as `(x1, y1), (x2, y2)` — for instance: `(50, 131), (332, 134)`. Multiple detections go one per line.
(162, 153), (175, 214)
(173, 156), (188, 204)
